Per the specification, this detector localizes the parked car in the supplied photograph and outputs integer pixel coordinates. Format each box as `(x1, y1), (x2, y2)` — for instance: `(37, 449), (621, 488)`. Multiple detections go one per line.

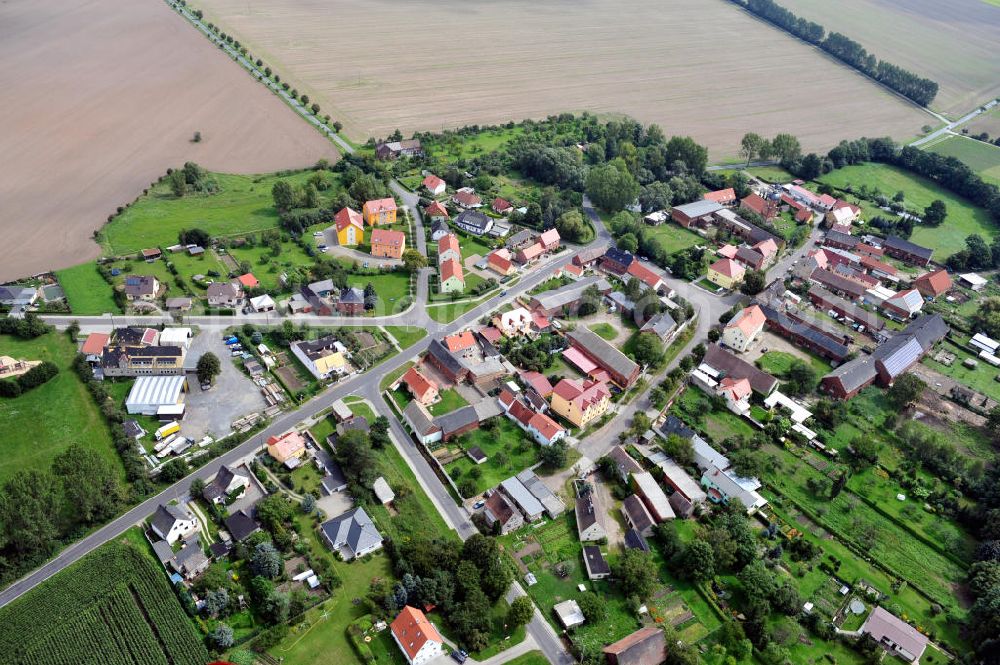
(472, 500), (485, 510)
(451, 650), (468, 664)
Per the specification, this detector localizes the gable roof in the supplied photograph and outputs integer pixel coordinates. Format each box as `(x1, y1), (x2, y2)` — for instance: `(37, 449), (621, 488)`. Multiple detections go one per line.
(485, 490), (517, 524)
(884, 289), (924, 315)
(321, 507), (382, 554)
(237, 273), (259, 288)
(914, 269), (951, 296)
(371, 228), (405, 247)
(444, 331), (476, 352)
(403, 401), (439, 436)
(425, 201), (450, 218)
(672, 199), (722, 218)
(622, 494), (655, 534)
(151, 504), (190, 536)
(861, 606), (928, 661)
(402, 366), (437, 399)
(422, 174), (445, 190)
(704, 187), (735, 204)
(363, 198), (397, 214)
(440, 258), (464, 282)
(702, 344), (778, 395)
(539, 228), (561, 247)
(438, 233), (460, 257)
(883, 235), (933, 261)
(81, 332), (110, 356)
(565, 327), (640, 379)
(224, 509), (261, 542)
(726, 305), (766, 336)
(626, 261), (663, 290)
(334, 207), (364, 231)
(710, 258), (745, 279)
(602, 626), (667, 665)
(391, 606), (443, 660)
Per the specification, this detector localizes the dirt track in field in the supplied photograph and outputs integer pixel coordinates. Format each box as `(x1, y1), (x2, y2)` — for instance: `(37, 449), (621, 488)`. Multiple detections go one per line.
(195, 0), (929, 157)
(0, 0), (338, 281)
(779, 0), (1000, 116)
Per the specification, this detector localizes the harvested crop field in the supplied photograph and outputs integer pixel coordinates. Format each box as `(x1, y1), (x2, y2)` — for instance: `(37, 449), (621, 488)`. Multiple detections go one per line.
(0, 0), (338, 282)
(778, 0), (1000, 116)
(194, 0), (928, 158)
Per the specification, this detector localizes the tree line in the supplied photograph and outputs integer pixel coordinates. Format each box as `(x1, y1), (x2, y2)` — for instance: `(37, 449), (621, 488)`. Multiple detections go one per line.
(732, 0), (938, 106)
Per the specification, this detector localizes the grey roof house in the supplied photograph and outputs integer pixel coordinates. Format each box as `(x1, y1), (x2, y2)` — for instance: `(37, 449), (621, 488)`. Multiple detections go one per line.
(321, 507), (384, 560)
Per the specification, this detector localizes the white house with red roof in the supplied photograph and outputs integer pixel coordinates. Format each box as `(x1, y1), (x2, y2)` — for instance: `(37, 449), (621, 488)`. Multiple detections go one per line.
(539, 228), (561, 250)
(390, 606), (444, 665)
(424, 201), (450, 222)
(718, 376), (752, 415)
(422, 174), (446, 196)
(722, 305), (766, 353)
(487, 248), (516, 276)
(452, 188), (482, 209)
(626, 260), (664, 293)
(437, 234), (461, 264)
(492, 197), (514, 215)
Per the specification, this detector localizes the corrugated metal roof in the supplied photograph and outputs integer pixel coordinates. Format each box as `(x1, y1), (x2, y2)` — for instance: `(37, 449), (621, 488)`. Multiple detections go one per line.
(125, 375), (185, 408)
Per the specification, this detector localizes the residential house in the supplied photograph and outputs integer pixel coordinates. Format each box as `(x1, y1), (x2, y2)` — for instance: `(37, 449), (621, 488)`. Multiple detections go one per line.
(371, 228), (406, 259)
(527, 411), (565, 446)
(529, 275), (612, 317)
(722, 304), (766, 352)
(539, 228), (561, 250)
(452, 188), (483, 209)
(740, 193), (778, 220)
(375, 139), (423, 160)
(454, 209), (493, 235)
(600, 247), (635, 276)
(401, 366), (438, 405)
(334, 207), (364, 246)
(403, 401), (442, 445)
(437, 234), (461, 264)
(704, 188), (736, 206)
(914, 269), (952, 300)
(626, 260), (665, 293)
(425, 202), (450, 224)
(826, 205), (858, 227)
(150, 504), (198, 545)
(607, 445), (644, 483)
(492, 197), (514, 215)
(707, 258), (745, 289)
(266, 431), (307, 466)
(515, 242), (545, 265)
(639, 312), (677, 342)
(363, 198), (398, 226)
(202, 465), (250, 505)
(206, 281), (244, 308)
(500, 477), (545, 522)
(291, 336), (349, 379)
(582, 545), (611, 580)
(717, 244), (738, 260)
(859, 606), (928, 663)
(564, 327), (641, 387)
(487, 248), (516, 276)
(810, 268), (867, 300)
(81, 332), (110, 363)
(575, 495), (607, 542)
(573, 245), (610, 267)
(733, 245), (766, 271)
(422, 174), (446, 196)
(123, 275), (159, 301)
(718, 376), (752, 415)
(496, 307), (533, 336)
(171, 537), (210, 580)
(621, 494), (655, 537)
(337, 287), (365, 315)
(483, 491), (524, 535)
(550, 378), (611, 428)
(520, 371), (553, 398)
(823, 229), (860, 251)
(701, 464), (767, 514)
(439, 259), (465, 293)
(165, 297), (193, 312)
(882, 235), (933, 266)
(602, 627), (667, 665)
(321, 507), (384, 560)
(631, 472), (674, 522)
(671, 199), (722, 228)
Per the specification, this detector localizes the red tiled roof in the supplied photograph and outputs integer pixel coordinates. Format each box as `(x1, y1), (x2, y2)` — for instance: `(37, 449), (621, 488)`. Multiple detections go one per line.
(795, 208), (814, 223)
(390, 607), (442, 662)
(453, 190), (481, 206)
(363, 198), (397, 214)
(626, 261), (662, 289)
(531, 312), (551, 330)
(488, 250), (513, 272)
(520, 371), (554, 397)
(915, 269), (951, 296)
(709, 258), (744, 278)
(718, 244), (738, 259)
(438, 234), (460, 257)
(492, 197), (513, 211)
(425, 201), (450, 218)
(562, 347), (598, 374)
(781, 194), (805, 210)
(237, 273), (259, 288)
(402, 366), (437, 400)
(859, 255), (898, 276)
(81, 332), (110, 356)
(719, 376), (752, 401)
(726, 305), (766, 336)
(518, 243), (544, 262)
(529, 412), (564, 441)
(508, 398), (534, 426)
(444, 331), (476, 352)
(552, 378), (610, 410)
(479, 326), (503, 344)
(753, 238), (778, 259)
(440, 258), (464, 283)
(422, 174), (445, 191)
(371, 228), (406, 247)
(561, 263), (583, 276)
(539, 228), (561, 248)
(741, 193), (775, 218)
(704, 188), (735, 204)
(334, 207), (363, 231)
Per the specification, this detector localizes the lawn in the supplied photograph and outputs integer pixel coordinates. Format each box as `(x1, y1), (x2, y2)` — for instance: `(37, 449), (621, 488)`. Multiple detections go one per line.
(383, 326), (427, 350)
(56, 263), (120, 315)
(428, 388), (469, 416)
(444, 418), (538, 495)
(225, 240), (316, 293)
(101, 170), (342, 255)
(346, 271), (412, 315)
(427, 297), (486, 323)
(380, 361), (414, 392)
(755, 350), (830, 378)
(587, 322), (618, 341)
(816, 163), (995, 255)
(928, 135), (1000, 186)
(504, 652), (549, 665)
(671, 388), (756, 442)
(0, 332), (121, 485)
(643, 222), (704, 255)
(458, 233), (498, 261)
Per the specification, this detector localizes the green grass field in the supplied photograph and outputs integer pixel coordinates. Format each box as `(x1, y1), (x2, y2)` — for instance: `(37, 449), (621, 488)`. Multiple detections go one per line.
(225, 241), (316, 293)
(383, 326), (427, 350)
(346, 271), (412, 315)
(0, 333), (121, 485)
(923, 342), (1000, 403)
(100, 170), (342, 255)
(644, 222), (704, 255)
(445, 419), (538, 495)
(504, 652), (549, 665)
(756, 350), (830, 377)
(428, 388), (469, 416)
(671, 388), (756, 442)
(929, 135), (1000, 186)
(55, 263), (121, 315)
(816, 163), (995, 255)
(587, 322), (618, 341)
(423, 126), (526, 160)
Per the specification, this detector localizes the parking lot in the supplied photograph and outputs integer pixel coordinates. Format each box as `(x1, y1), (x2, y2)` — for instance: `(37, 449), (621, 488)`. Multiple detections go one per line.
(182, 331), (268, 440)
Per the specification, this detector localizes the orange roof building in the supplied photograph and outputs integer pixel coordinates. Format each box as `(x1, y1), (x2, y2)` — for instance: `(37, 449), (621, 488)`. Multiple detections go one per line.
(703, 188), (736, 206)
(334, 207), (365, 246)
(550, 378), (611, 428)
(740, 193), (778, 220)
(443, 331), (476, 353)
(439, 258), (465, 294)
(401, 366), (439, 405)
(626, 261), (663, 292)
(370, 228), (406, 259)
(422, 174), (446, 195)
(437, 234), (461, 264)
(237, 273), (259, 289)
(390, 606), (444, 665)
(487, 248), (515, 276)
(424, 201), (450, 220)
(363, 198), (398, 226)
(266, 431), (307, 465)
(81, 332), (110, 357)
(914, 269), (952, 300)
(708, 258), (746, 289)
(539, 228), (561, 249)
(722, 304), (766, 353)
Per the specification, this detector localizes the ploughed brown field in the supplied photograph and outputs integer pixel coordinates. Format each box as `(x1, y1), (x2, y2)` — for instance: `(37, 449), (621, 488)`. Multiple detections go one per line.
(0, 0), (337, 282)
(778, 0), (1000, 117)
(196, 0), (929, 157)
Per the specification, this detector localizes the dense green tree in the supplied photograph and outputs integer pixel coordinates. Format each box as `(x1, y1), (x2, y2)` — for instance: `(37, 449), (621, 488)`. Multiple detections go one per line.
(586, 159), (640, 211)
(554, 210), (589, 243)
(923, 199), (947, 226)
(630, 334), (664, 367)
(169, 169), (187, 197)
(638, 181), (673, 213)
(210, 623), (234, 649)
(462, 534), (511, 601)
(402, 249), (427, 272)
(739, 269), (766, 295)
(506, 596), (534, 628)
(677, 540), (715, 582)
(664, 136), (708, 174)
(785, 360), (817, 396)
(158, 458), (188, 483)
(618, 233), (638, 254)
(660, 434), (694, 467)
(577, 591), (606, 622)
(537, 441), (568, 469)
(0, 470), (62, 556)
(250, 542), (282, 579)
(52, 445), (125, 525)
(612, 549), (658, 599)
(887, 373), (926, 408)
(271, 180), (296, 211)
(196, 352), (221, 385)
(770, 133), (802, 163)
(740, 132), (764, 166)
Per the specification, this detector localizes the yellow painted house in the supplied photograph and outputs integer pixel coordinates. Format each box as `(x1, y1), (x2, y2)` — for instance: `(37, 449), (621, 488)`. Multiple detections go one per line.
(707, 258), (745, 290)
(334, 207), (364, 246)
(550, 378), (611, 428)
(363, 198), (398, 226)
